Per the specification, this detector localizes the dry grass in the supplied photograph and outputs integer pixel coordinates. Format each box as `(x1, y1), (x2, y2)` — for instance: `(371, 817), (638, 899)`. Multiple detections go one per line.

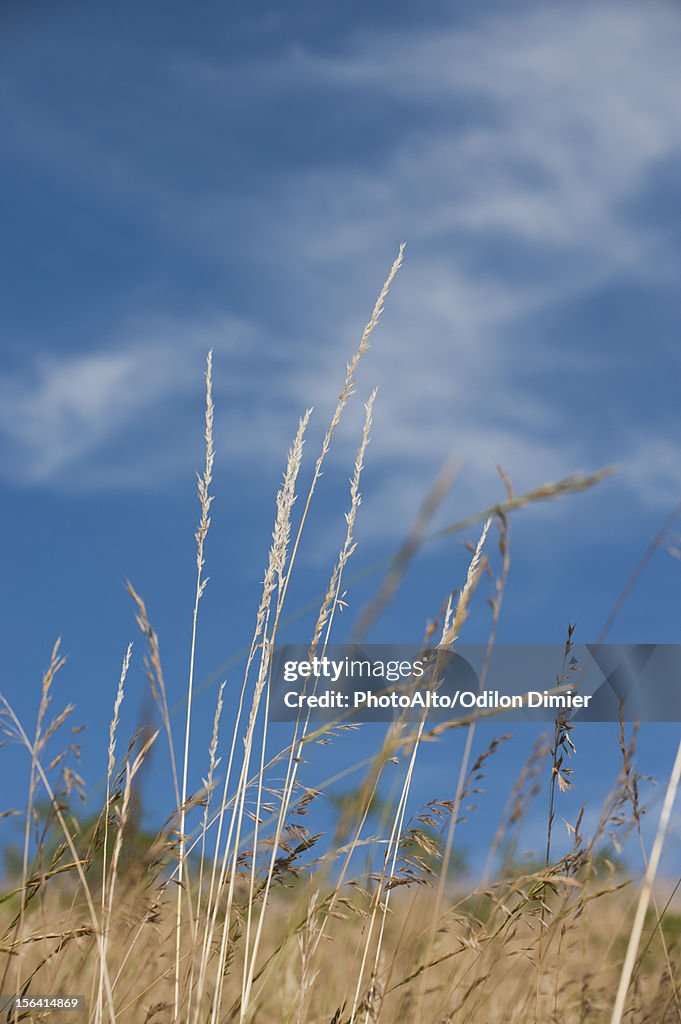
(1, 249), (678, 1024)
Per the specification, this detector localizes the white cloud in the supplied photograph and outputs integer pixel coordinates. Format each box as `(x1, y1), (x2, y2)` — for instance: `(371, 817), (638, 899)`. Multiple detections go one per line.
(2, 0), (680, 528)
(0, 315), (254, 485)
(235, 0), (681, 519)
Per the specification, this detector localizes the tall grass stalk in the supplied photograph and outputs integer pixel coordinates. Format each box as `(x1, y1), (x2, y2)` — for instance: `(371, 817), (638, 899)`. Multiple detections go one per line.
(610, 736), (681, 1024)
(241, 389), (378, 1022)
(200, 248), (401, 1022)
(0, 693), (119, 1024)
(96, 642), (132, 1024)
(212, 249), (401, 1020)
(13, 642), (65, 1000)
(176, 350), (215, 1021)
(203, 411), (310, 1024)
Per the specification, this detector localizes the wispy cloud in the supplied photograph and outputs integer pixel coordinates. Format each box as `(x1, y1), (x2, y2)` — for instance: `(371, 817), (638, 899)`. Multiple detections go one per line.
(0, 346), (162, 483)
(0, 315), (257, 486)
(178, 0), (681, 280)
(176, 0), (681, 519)
(2, 0), (680, 527)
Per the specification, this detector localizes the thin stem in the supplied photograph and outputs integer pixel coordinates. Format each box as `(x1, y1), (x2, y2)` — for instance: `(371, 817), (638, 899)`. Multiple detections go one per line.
(610, 736), (681, 1024)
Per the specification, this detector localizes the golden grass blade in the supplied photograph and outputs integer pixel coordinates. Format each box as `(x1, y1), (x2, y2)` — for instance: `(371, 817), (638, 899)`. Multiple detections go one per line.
(610, 737), (681, 1024)
(177, 350), (214, 1023)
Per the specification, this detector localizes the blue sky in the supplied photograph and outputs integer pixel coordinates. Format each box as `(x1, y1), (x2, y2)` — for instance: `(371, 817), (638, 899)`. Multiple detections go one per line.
(2, 0), (681, 872)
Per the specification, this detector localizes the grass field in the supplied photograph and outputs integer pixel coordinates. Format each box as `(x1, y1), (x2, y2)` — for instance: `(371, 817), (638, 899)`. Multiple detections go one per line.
(1, 251), (679, 1024)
